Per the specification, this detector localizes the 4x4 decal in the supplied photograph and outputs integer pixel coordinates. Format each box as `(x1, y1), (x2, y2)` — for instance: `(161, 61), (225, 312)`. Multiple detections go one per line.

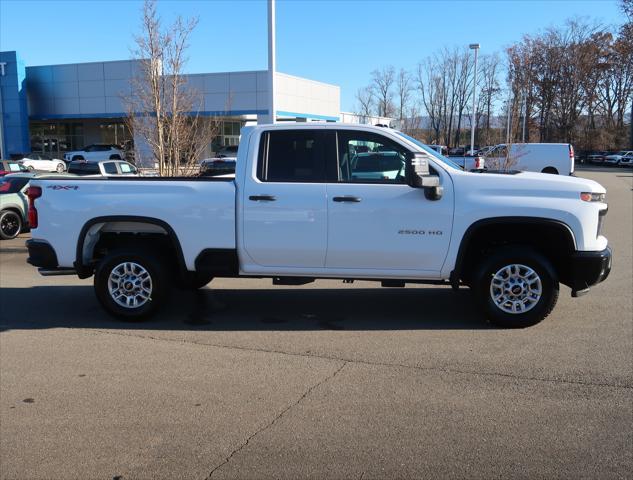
(46, 185), (79, 190)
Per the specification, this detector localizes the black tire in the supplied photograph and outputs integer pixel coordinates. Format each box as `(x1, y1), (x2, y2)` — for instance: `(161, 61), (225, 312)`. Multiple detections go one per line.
(26, 165), (35, 171)
(177, 273), (214, 290)
(0, 210), (22, 240)
(72, 155), (84, 161)
(94, 249), (169, 320)
(56, 162), (65, 173)
(472, 246), (559, 328)
(109, 154), (122, 160)
(541, 167), (558, 174)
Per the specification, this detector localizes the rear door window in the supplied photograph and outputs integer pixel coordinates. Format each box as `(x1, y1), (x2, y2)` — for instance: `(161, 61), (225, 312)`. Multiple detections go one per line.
(103, 162), (118, 174)
(257, 130), (326, 183)
(69, 162), (100, 175)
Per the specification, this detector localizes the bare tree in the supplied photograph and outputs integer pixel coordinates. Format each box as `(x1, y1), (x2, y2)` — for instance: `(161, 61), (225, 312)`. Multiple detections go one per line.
(354, 85), (374, 117)
(451, 48), (474, 148)
(622, 0), (633, 20)
(396, 68), (413, 124)
(125, 0), (220, 176)
(416, 58), (444, 144)
(477, 54), (501, 145)
(371, 66), (396, 118)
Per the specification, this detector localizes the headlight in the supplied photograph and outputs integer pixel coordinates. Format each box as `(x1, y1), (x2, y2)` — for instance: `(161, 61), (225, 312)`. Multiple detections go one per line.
(580, 192), (606, 202)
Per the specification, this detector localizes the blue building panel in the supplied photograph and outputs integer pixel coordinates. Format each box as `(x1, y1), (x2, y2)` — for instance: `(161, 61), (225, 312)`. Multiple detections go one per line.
(0, 51), (30, 157)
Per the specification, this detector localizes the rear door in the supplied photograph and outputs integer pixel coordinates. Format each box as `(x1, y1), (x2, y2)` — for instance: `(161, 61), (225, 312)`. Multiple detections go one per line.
(325, 129), (453, 273)
(242, 129), (328, 268)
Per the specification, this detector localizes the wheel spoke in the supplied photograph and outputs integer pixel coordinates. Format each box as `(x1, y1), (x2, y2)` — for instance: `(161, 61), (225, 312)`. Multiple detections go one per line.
(489, 263), (543, 315)
(108, 261), (153, 309)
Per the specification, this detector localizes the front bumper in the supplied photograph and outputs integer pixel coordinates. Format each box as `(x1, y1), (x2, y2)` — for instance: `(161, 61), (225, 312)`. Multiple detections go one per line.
(569, 246), (612, 297)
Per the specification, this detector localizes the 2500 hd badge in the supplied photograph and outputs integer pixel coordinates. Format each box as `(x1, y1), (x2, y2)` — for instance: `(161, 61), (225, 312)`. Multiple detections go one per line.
(398, 229), (443, 235)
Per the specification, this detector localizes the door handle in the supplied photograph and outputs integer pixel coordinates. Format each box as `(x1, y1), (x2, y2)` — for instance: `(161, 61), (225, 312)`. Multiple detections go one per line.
(249, 195), (276, 202)
(333, 196), (362, 203)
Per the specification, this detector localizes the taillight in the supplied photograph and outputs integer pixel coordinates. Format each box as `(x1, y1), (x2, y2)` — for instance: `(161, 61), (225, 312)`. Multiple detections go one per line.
(27, 186), (42, 228)
(569, 144), (574, 159)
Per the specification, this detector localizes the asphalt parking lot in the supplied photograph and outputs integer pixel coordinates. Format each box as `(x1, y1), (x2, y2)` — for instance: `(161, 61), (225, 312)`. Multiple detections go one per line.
(1, 167), (631, 479)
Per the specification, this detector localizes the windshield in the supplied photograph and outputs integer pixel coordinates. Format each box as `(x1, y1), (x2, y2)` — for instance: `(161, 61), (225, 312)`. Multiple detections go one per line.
(0, 177), (30, 194)
(395, 132), (462, 170)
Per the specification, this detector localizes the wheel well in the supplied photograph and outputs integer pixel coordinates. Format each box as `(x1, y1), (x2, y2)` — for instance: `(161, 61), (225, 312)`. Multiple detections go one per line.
(455, 219), (576, 287)
(1, 207), (22, 217)
(76, 218), (187, 279)
(72, 155), (84, 161)
(542, 167), (558, 174)
(109, 154), (121, 160)
(1, 207), (24, 223)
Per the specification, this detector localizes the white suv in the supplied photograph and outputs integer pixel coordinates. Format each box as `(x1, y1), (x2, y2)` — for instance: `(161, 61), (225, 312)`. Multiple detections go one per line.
(63, 144), (125, 162)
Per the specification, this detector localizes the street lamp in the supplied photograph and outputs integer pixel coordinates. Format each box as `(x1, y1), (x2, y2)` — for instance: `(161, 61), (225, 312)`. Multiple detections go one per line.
(267, 0), (276, 124)
(469, 43), (480, 156)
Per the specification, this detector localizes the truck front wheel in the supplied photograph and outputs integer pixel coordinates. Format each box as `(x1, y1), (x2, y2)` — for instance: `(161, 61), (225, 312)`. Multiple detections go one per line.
(94, 249), (168, 320)
(472, 247), (559, 328)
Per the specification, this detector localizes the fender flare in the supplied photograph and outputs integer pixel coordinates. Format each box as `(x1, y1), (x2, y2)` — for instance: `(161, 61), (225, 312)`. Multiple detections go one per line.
(74, 215), (188, 278)
(450, 216), (577, 286)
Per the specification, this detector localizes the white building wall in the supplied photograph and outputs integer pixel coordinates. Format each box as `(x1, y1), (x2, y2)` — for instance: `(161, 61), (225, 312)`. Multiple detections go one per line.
(339, 111), (393, 126)
(275, 72), (339, 120)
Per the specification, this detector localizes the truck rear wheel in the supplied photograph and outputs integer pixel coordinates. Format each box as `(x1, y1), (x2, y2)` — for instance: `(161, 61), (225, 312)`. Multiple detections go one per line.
(94, 249), (168, 320)
(472, 247), (559, 328)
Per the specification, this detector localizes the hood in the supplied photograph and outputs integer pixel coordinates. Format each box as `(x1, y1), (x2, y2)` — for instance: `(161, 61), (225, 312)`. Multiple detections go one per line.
(458, 170), (606, 198)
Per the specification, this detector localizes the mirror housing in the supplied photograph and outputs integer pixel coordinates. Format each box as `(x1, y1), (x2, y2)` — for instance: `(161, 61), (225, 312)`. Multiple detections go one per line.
(408, 152), (443, 200)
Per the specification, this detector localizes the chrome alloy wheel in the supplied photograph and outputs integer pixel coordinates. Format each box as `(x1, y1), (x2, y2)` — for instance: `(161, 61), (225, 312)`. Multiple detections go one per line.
(107, 262), (153, 309)
(489, 264), (542, 314)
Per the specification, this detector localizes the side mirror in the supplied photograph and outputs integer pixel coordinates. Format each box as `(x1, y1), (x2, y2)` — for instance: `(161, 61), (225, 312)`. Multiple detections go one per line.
(408, 152), (443, 200)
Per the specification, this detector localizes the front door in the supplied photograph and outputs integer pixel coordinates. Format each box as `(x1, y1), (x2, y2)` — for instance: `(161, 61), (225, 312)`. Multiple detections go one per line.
(325, 130), (453, 274)
(242, 129), (328, 268)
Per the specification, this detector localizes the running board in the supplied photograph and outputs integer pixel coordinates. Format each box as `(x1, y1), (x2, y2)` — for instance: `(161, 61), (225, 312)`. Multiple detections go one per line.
(272, 277), (315, 286)
(38, 268), (77, 276)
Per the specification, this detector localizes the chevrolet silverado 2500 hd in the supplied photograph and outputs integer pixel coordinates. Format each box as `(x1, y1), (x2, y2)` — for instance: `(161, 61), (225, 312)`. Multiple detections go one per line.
(25, 124), (611, 327)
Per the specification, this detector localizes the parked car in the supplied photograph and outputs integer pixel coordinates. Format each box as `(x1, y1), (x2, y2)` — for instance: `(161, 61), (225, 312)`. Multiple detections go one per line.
(482, 143), (575, 175)
(26, 123), (610, 328)
(63, 144), (125, 162)
(618, 151), (633, 167)
(604, 151), (633, 166)
(349, 151), (405, 181)
(0, 175), (30, 239)
(587, 151), (609, 164)
(427, 145), (448, 156)
(67, 160), (139, 176)
(0, 160), (29, 177)
(19, 153), (66, 173)
(200, 157), (236, 177)
(0, 172), (72, 239)
(216, 145), (238, 158)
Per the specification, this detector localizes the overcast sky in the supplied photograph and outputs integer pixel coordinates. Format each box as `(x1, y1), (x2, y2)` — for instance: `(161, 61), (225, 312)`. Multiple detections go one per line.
(0, 0), (625, 111)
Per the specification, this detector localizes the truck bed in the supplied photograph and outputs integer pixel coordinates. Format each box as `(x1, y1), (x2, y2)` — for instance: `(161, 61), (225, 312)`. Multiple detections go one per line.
(29, 177), (237, 270)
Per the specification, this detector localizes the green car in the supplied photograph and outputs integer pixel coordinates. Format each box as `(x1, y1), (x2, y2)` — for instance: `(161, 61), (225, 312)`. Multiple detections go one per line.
(0, 175), (29, 239)
(0, 172), (73, 240)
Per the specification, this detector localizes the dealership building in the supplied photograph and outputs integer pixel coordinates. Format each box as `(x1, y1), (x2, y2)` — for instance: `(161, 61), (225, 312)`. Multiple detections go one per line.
(0, 50), (364, 165)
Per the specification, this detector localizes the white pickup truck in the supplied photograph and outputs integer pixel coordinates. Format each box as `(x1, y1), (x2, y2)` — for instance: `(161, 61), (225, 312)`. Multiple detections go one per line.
(25, 124), (611, 328)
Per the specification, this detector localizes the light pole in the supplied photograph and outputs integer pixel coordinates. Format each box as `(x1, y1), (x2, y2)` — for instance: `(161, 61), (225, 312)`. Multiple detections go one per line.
(469, 43), (480, 155)
(266, 0), (276, 124)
